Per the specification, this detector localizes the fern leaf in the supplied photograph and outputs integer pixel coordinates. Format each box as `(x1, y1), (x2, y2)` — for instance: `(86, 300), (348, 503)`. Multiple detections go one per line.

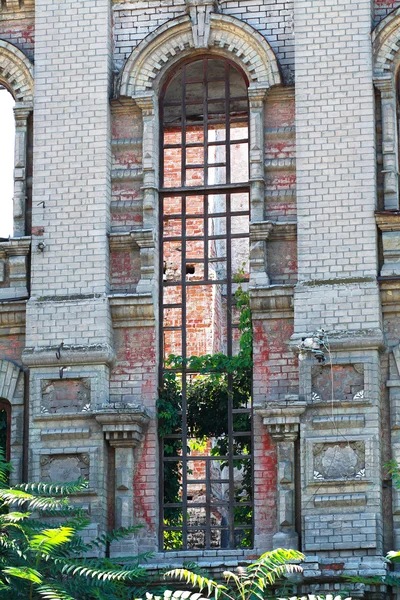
(3, 566), (43, 584)
(14, 479), (88, 497)
(29, 527), (75, 553)
(37, 584), (78, 600)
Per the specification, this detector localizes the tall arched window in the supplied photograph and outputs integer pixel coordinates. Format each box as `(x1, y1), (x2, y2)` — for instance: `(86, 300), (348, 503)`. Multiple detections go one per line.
(0, 86), (15, 238)
(159, 57), (252, 551)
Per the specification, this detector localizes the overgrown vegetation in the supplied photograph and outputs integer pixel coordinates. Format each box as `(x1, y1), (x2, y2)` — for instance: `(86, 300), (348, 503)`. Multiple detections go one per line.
(0, 453), (150, 600)
(158, 276), (253, 549)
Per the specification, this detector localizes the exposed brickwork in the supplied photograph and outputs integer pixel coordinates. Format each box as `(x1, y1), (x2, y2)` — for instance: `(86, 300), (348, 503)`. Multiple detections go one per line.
(374, 0), (400, 25)
(0, 17), (34, 60)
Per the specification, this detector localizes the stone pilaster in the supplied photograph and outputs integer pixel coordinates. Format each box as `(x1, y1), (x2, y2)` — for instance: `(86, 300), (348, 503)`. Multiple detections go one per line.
(12, 107), (31, 237)
(95, 408), (149, 556)
(257, 400), (305, 549)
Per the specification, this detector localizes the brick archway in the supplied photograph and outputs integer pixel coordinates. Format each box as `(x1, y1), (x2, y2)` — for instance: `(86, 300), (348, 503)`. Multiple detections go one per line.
(0, 39), (34, 106)
(373, 8), (400, 78)
(118, 12), (282, 98)
(0, 360), (23, 406)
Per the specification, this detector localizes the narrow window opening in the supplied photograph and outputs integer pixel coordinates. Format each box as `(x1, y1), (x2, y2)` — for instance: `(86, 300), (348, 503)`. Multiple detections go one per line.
(159, 57), (252, 551)
(0, 400), (11, 461)
(0, 86), (15, 239)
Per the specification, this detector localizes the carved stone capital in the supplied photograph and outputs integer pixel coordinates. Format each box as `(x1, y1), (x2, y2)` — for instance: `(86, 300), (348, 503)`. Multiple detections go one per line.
(374, 75), (395, 99)
(108, 229), (154, 251)
(94, 407), (150, 448)
(248, 85), (269, 108)
(249, 221), (274, 242)
(249, 285), (294, 319)
(133, 94), (155, 117)
(109, 294), (155, 327)
(256, 398), (306, 441)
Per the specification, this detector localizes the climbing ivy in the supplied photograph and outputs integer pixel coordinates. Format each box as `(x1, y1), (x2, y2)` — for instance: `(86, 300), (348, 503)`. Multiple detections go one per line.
(157, 276), (253, 550)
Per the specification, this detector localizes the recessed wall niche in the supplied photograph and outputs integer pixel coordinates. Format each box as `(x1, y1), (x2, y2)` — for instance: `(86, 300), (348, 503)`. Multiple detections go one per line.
(311, 363), (364, 403)
(40, 378), (91, 414)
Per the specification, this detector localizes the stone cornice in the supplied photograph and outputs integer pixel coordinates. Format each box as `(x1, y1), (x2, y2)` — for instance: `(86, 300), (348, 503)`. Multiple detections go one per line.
(109, 294), (155, 327)
(249, 221), (297, 243)
(0, 300), (26, 334)
(249, 285), (294, 319)
(290, 329), (384, 352)
(22, 343), (115, 368)
(376, 211), (400, 231)
(94, 407), (150, 447)
(108, 230), (155, 251)
(380, 280), (400, 313)
(256, 398), (306, 441)
(0, 237), (31, 259)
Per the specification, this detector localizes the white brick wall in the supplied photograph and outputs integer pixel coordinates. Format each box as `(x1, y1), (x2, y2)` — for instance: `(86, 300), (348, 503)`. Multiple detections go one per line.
(31, 0), (112, 298)
(29, 0), (112, 345)
(294, 0), (380, 330)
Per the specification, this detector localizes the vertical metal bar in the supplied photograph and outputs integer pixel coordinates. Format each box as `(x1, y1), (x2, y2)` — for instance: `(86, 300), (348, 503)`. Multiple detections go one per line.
(182, 64), (187, 188)
(205, 459), (211, 550)
(204, 59), (208, 187)
(225, 62), (231, 185)
(159, 193), (165, 550)
(181, 193), (188, 549)
(226, 191), (235, 548)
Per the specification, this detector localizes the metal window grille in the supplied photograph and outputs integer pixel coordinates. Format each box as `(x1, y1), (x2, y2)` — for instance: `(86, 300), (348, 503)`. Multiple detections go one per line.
(159, 57), (253, 551)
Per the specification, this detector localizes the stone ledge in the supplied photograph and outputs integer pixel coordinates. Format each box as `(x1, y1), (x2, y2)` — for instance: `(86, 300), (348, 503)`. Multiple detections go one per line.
(290, 328), (384, 352)
(22, 343), (115, 368)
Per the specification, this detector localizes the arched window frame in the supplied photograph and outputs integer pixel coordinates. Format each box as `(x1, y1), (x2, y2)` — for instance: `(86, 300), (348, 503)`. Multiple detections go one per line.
(372, 8), (400, 210)
(0, 40), (34, 236)
(117, 8), (282, 295)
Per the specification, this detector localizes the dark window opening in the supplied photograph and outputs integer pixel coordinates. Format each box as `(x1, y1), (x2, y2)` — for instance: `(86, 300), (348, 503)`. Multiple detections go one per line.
(0, 400), (11, 461)
(159, 57), (253, 551)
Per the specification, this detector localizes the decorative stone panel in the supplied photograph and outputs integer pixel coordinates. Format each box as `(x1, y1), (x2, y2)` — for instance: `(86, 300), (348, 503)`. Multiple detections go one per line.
(305, 436), (373, 487)
(311, 363), (364, 403)
(312, 441), (365, 482)
(40, 378), (91, 414)
(40, 453), (90, 483)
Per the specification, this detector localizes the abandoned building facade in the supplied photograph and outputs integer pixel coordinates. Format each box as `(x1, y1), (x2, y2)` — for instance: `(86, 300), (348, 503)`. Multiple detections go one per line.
(2, 0), (400, 596)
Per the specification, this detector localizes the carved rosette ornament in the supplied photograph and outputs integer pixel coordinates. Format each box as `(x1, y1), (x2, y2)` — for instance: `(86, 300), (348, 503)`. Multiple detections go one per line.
(256, 398), (306, 549)
(185, 0), (219, 48)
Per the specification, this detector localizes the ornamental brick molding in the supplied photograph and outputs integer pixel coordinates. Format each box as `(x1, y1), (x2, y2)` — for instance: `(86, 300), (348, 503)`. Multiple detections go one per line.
(0, 40), (33, 105)
(118, 13), (281, 97)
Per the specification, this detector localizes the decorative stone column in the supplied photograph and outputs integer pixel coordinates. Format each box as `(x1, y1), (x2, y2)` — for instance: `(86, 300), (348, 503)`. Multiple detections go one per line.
(109, 230), (155, 295)
(374, 77), (398, 210)
(13, 106), (31, 237)
(248, 87), (268, 224)
(95, 407), (149, 555)
(134, 94), (158, 228)
(249, 221), (273, 288)
(257, 399), (306, 550)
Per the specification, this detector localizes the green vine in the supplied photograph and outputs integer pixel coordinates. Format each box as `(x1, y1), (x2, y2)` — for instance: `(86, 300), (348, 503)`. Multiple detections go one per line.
(158, 275), (253, 550)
